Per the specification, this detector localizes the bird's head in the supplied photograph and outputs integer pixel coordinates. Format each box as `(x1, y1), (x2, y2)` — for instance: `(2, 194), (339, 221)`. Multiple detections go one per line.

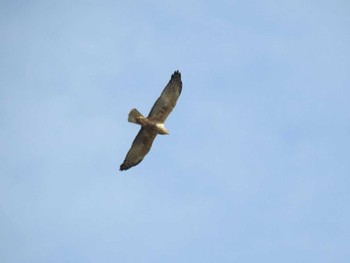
(156, 123), (169, 135)
(159, 128), (169, 135)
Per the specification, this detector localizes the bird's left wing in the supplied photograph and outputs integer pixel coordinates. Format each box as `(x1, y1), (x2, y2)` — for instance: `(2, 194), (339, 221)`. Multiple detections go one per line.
(120, 127), (158, 171)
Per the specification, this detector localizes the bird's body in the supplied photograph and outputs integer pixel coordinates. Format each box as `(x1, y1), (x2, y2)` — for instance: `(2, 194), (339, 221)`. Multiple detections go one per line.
(120, 71), (182, 171)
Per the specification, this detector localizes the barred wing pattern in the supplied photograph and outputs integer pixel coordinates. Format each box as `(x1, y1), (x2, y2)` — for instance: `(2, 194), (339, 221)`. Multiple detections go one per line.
(148, 70), (182, 123)
(120, 127), (158, 171)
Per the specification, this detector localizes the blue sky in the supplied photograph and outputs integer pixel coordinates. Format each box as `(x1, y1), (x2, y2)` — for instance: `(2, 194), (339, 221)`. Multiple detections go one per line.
(1, 0), (349, 262)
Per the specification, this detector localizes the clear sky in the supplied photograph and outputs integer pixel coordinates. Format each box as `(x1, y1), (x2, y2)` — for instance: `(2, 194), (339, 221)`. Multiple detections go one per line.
(1, 0), (349, 262)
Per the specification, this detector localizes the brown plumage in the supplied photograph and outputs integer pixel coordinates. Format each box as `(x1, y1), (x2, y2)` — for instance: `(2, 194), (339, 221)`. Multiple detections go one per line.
(120, 71), (182, 171)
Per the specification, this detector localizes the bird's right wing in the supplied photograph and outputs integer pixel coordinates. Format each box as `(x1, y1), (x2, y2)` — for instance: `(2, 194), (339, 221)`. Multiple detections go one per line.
(147, 70), (182, 123)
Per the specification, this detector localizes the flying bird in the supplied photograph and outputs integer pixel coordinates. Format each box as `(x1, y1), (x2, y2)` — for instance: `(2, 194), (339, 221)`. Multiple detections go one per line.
(120, 70), (182, 171)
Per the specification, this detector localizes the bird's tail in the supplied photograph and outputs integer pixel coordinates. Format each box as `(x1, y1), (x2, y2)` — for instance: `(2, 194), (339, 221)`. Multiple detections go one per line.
(128, 108), (144, 124)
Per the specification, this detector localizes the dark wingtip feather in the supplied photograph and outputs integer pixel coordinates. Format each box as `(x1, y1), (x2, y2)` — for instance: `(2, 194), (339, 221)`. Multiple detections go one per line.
(119, 159), (143, 171)
(171, 70), (182, 95)
(119, 164), (128, 171)
(172, 70), (181, 79)
(120, 162), (132, 171)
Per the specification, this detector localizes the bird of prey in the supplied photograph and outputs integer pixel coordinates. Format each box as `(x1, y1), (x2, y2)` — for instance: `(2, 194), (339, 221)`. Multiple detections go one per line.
(120, 70), (182, 171)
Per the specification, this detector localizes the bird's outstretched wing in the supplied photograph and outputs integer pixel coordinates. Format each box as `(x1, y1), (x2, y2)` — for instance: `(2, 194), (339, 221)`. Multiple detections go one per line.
(147, 70), (182, 123)
(120, 127), (158, 171)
